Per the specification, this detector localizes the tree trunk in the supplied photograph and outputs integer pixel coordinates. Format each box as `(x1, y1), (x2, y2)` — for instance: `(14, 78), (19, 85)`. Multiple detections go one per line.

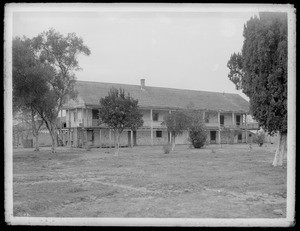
(272, 132), (287, 167)
(171, 134), (176, 151)
(49, 130), (58, 153)
(114, 131), (122, 156)
(113, 131), (118, 156)
(31, 109), (40, 151)
(34, 132), (40, 151)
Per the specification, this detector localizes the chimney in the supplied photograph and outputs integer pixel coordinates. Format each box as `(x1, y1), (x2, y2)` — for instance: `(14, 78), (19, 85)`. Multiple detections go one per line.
(140, 79), (145, 90)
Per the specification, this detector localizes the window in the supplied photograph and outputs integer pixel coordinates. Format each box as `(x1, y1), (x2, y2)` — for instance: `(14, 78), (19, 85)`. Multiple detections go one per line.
(205, 114), (209, 123)
(92, 109), (99, 119)
(153, 112), (159, 121)
(238, 133), (242, 140)
(220, 115), (224, 126)
(73, 112), (77, 122)
(156, 131), (162, 138)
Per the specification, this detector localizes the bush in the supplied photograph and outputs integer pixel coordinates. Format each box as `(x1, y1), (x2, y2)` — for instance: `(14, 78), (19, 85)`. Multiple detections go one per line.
(254, 131), (265, 147)
(189, 130), (207, 149)
(163, 145), (172, 154)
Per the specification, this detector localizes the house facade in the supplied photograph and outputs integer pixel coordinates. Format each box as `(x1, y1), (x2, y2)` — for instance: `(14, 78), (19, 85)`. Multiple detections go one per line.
(60, 79), (259, 148)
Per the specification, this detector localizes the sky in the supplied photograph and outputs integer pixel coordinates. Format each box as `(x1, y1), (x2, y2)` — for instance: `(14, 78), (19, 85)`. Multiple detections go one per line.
(10, 4), (276, 101)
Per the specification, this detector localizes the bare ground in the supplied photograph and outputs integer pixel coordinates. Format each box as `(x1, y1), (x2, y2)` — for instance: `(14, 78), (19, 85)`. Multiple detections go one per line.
(13, 143), (287, 218)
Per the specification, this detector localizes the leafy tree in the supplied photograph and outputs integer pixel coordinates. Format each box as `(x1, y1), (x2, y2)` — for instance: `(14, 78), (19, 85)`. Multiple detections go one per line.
(162, 110), (191, 151)
(98, 88), (144, 156)
(222, 127), (232, 144)
(227, 12), (287, 166)
(30, 29), (91, 153)
(13, 36), (51, 151)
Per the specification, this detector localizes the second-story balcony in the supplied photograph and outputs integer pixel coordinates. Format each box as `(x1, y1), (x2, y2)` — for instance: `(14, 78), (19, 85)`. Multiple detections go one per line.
(92, 119), (100, 127)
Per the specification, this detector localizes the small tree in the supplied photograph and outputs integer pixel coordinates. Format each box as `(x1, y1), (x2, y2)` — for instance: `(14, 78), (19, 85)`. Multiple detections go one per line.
(187, 110), (207, 149)
(98, 88), (143, 156)
(162, 110), (191, 151)
(254, 130), (266, 147)
(223, 127), (232, 144)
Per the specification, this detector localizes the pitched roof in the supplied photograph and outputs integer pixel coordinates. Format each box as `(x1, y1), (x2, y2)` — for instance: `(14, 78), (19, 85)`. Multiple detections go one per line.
(70, 80), (249, 113)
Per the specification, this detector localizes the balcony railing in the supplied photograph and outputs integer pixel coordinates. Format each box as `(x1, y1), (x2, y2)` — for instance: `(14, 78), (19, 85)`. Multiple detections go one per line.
(92, 119), (100, 127)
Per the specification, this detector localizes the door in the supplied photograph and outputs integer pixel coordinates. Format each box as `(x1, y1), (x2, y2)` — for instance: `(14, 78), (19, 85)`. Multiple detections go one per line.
(128, 131), (132, 147)
(133, 131), (137, 146)
(210, 131), (216, 144)
(236, 115), (241, 126)
(238, 133), (242, 143)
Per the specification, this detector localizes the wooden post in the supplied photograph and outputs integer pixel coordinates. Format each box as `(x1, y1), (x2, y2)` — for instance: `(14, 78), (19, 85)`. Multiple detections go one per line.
(150, 109), (153, 146)
(68, 129), (71, 147)
(232, 112), (235, 126)
(86, 108), (88, 127)
(245, 114), (248, 143)
(218, 111), (221, 145)
(109, 129), (112, 152)
(99, 129), (102, 149)
(85, 129), (88, 148)
(130, 130), (133, 148)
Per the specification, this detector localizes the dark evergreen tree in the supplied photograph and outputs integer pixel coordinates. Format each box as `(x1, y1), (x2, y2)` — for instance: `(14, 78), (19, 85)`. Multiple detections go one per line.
(227, 12), (287, 166)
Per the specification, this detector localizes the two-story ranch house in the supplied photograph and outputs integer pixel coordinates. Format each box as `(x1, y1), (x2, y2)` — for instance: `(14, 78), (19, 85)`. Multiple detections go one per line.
(60, 79), (258, 148)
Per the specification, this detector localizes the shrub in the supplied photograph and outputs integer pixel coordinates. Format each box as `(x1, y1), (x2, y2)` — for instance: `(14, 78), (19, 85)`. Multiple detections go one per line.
(254, 131), (265, 147)
(189, 130), (207, 149)
(163, 145), (172, 154)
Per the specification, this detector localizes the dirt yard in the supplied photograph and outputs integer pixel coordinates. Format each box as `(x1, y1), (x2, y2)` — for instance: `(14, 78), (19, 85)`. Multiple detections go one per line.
(13, 143), (287, 218)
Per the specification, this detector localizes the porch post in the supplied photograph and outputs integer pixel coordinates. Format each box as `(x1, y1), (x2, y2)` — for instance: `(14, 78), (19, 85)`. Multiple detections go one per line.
(218, 111), (221, 144)
(130, 130), (133, 148)
(168, 110), (172, 143)
(86, 108), (88, 127)
(232, 112), (235, 126)
(68, 129), (71, 147)
(109, 129), (112, 152)
(99, 129), (102, 149)
(85, 129), (88, 148)
(150, 109), (153, 146)
(245, 114), (248, 143)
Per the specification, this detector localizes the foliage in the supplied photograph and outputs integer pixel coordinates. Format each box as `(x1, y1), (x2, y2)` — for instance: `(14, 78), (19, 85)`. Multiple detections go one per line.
(99, 88), (144, 131)
(227, 12), (287, 166)
(13, 28), (91, 152)
(98, 88), (143, 155)
(163, 109), (207, 150)
(254, 130), (266, 147)
(162, 110), (191, 151)
(13, 36), (52, 150)
(227, 12), (287, 135)
(186, 110), (207, 149)
(189, 130), (207, 149)
(162, 110), (191, 138)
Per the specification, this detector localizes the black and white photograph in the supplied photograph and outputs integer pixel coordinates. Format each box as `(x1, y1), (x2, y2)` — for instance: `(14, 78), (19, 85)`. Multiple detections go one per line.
(4, 3), (296, 227)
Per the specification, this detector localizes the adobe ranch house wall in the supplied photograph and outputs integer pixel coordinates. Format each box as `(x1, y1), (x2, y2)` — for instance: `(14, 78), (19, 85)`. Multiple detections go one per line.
(60, 107), (252, 148)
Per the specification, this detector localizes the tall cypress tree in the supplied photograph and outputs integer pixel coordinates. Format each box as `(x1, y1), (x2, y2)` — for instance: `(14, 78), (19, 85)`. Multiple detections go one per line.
(227, 12), (287, 166)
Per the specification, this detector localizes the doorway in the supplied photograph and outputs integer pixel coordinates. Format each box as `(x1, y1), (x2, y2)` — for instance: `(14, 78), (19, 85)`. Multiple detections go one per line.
(210, 131), (216, 144)
(236, 115), (241, 126)
(128, 130), (137, 146)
